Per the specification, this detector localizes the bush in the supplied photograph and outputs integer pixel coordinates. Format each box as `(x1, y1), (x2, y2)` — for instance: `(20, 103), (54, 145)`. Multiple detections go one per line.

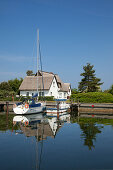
(70, 92), (113, 103)
(38, 96), (54, 101)
(0, 90), (24, 101)
(0, 90), (16, 101)
(71, 88), (79, 94)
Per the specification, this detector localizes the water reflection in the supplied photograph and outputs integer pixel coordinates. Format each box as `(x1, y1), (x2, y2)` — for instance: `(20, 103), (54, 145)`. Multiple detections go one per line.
(1, 112), (113, 150)
(1, 113), (113, 169)
(70, 114), (113, 150)
(79, 121), (103, 150)
(13, 113), (70, 141)
(0, 113), (19, 131)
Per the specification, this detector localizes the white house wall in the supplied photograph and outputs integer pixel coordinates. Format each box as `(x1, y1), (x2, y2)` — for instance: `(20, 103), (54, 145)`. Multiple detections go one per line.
(20, 90), (37, 97)
(20, 90), (49, 97)
(68, 86), (71, 96)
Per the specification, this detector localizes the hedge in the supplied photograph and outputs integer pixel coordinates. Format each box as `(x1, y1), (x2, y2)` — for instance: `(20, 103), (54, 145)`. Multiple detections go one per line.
(70, 92), (113, 103)
(38, 96), (54, 101)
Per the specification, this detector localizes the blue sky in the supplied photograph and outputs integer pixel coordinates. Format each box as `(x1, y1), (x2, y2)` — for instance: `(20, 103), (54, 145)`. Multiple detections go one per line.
(0, 0), (113, 90)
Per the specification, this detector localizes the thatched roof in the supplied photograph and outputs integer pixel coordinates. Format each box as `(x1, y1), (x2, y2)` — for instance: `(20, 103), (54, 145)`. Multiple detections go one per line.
(19, 71), (70, 92)
(19, 75), (54, 91)
(55, 74), (70, 92)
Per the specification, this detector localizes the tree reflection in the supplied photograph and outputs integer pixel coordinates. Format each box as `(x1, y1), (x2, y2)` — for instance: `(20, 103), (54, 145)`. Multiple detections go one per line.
(0, 114), (19, 131)
(79, 121), (103, 150)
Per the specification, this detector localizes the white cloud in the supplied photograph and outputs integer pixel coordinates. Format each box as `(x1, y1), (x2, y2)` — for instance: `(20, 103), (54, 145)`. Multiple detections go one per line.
(0, 55), (29, 62)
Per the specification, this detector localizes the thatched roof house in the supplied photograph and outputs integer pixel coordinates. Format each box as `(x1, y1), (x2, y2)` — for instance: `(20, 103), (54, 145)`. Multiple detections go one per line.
(19, 71), (71, 99)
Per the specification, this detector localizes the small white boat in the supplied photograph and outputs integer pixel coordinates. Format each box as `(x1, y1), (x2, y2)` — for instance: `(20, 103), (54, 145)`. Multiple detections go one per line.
(46, 100), (70, 116)
(13, 99), (46, 115)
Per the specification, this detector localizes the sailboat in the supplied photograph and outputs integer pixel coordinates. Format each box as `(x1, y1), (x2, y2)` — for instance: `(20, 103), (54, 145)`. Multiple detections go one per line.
(13, 29), (46, 115)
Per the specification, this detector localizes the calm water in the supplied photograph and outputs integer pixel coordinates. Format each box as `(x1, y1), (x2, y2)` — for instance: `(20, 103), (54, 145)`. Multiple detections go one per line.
(0, 113), (113, 170)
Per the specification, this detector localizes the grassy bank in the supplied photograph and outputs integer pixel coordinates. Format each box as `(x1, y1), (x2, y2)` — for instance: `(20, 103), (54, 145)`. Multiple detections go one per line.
(70, 92), (113, 103)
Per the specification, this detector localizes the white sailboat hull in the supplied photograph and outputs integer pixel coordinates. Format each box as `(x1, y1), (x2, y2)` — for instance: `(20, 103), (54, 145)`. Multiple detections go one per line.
(13, 104), (46, 115)
(46, 103), (70, 116)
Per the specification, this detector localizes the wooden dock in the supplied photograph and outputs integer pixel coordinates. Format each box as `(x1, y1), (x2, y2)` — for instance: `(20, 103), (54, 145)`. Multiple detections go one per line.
(70, 103), (113, 114)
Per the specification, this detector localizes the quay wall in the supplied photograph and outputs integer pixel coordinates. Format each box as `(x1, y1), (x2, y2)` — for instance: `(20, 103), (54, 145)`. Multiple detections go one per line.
(70, 103), (113, 114)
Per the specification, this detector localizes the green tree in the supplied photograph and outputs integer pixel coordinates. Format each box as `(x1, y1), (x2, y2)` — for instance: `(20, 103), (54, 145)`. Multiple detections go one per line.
(0, 82), (12, 91)
(8, 78), (23, 94)
(78, 63), (103, 92)
(71, 88), (79, 94)
(26, 70), (34, 76)
(109, 84), (113, 95)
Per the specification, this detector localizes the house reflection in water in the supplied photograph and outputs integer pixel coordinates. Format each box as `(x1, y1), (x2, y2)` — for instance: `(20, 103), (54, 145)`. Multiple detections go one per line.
(13, 113), (70, 141)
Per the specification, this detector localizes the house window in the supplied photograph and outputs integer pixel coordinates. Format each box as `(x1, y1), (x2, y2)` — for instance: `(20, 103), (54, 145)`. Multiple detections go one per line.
(51, 92), (52, 96)
(26, 92), (29, 96)
(39, 92), (44, 96)
(59, 93), (62, 98)
(64, 93), (66, 98)
(53, 82), (55, 87)
(32, 93), (34, 96)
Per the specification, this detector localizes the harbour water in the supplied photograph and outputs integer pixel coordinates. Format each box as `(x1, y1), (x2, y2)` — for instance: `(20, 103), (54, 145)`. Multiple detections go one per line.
(0, 112), (113, 170)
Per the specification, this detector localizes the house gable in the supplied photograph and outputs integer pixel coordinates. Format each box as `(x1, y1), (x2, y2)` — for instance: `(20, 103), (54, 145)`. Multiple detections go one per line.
(49, 76), (59, 98)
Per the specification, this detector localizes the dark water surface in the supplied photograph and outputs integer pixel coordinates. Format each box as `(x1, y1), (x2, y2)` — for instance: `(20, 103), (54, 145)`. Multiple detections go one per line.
(0, 113), (113, 170)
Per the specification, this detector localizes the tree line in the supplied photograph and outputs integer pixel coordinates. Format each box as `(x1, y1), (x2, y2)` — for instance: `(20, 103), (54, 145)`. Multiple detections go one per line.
(0, 78), (23, 100)
(0, 70), (35, 101)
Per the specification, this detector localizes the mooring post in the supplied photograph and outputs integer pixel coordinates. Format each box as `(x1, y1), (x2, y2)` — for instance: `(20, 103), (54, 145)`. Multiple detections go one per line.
(6, 102), (9, 127)
(70, 100), (72, 112)
(77, 99), (80, 116)
(6, 102), (9, 115)
(57, 102), (60, 119)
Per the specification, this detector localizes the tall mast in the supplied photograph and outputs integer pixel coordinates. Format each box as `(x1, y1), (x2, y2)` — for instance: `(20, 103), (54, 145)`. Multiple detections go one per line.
(37, 29), (39, 94)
